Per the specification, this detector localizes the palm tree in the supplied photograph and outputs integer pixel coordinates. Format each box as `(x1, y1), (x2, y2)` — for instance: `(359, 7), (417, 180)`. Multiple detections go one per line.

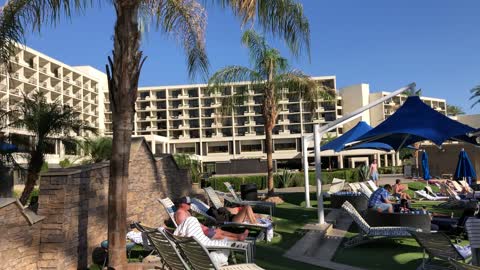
(447, 105), (465, 116)
(209, 30), (334, 196)
(470, 85), (480, 108)
(79, 137), (113, 163)
(0, 1), (310, 267)
(11, 91), (94, 205)
(173, 153), (201, 183)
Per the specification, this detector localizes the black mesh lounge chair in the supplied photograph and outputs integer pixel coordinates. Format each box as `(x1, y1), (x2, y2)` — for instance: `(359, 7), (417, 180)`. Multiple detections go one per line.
(410, 231), (471, 270)
(341, 201), (419, 247)
(223, 182), (275, 216)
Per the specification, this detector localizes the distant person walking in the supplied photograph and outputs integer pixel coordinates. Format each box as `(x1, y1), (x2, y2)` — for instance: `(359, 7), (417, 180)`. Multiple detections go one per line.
(370, 159), (379, 182)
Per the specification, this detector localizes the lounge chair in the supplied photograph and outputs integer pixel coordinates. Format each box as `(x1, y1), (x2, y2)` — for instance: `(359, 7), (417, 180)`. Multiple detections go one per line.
(367, 180), (378, 192)
(451, 180), (466, 193)
(415, 190), (449, 201)
(466, 218), (480, 266)
(358, 182), (373, 198)
(223, 182), (275, 216)
(410, 231), (471, 270)
(190, 198), (271, 241)
(348, 183), (359, 193)
(322, 178), (346, 198)
(172, 216), (255, 266)
(158, 197), (178, 227)
(341, 201), (419, 247)
(170, 218), (262, 269)
(449, 259), (480, 270)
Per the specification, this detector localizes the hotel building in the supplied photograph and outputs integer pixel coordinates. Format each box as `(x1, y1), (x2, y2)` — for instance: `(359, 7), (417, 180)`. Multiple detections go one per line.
(2, 45), (449, 173)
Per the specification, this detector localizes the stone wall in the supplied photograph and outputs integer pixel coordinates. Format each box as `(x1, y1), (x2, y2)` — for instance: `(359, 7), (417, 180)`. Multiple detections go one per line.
(36, 138), (191, 270)
(0, 198), (44, 270)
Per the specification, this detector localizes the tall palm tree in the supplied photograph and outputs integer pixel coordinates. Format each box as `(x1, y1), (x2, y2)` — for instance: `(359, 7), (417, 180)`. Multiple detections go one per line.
(0, 1), (311, 268)
(11, 91), (94, 204)
(209, 30), (334, 196)
(447, 105), (465, 116)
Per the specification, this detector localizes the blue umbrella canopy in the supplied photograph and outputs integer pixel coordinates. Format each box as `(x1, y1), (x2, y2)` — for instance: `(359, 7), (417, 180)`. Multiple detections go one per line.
(321, 121), (393, 152)
(454, 149), (476, 185)
(421, 151), (431, 180)
(0, 142), (17, 153)
(354, 96), (477, 150)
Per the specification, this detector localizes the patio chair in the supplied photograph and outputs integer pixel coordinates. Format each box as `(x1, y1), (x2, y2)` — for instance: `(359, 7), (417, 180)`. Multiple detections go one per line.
(367, 180), (378, 192)
(348, 183), (359, 193)
(451, 180), (466, 193)
(358, 182), (373, 198)
(415, 190), (449, 201)
(158, 197), (178, 227)
(466, 218), (480, 266)
(203, 187), (272, 220)
(341, 201), (419, 247)
(323, 178), (346, 198)
(449, 259), (480, 270)
(170, 224), (264, 269)
(223, 182), (275, 216)
(172, 216), (256, 266)
(410, 231), (471, 270)
(460, 181), (474, 193)
(190, 198), (271, 242)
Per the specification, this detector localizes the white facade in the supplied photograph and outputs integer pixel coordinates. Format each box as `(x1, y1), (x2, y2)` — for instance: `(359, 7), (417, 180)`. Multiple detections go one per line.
(0, 45), (108, 164)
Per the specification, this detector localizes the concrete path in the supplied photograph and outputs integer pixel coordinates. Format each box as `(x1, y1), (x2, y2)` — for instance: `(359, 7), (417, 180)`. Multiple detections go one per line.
(284, 209), (367, 270)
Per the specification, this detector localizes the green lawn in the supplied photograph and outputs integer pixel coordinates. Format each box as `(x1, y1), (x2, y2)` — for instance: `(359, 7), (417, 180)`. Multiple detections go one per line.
(255, 192), (331, 270)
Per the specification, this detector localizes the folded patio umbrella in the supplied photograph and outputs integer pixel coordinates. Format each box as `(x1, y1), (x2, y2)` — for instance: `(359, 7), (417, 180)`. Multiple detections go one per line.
(0, 142), (18, 153)
(454, 149), (476, 185)
(421, 151), (431, 180)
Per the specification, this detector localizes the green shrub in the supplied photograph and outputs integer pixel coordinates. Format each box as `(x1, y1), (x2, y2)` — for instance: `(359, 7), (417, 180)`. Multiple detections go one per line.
(275, 170), (296, 188)
(378, 166), (403, 174)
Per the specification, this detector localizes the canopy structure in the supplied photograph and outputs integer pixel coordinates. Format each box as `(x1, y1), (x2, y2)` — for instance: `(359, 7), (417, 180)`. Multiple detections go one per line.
(0, 142), (17, 153)
(454, 149), (476, 185)
(352, 96), (478, 150)
(321, 121), (393, 152)
(421, 151), (431, 180)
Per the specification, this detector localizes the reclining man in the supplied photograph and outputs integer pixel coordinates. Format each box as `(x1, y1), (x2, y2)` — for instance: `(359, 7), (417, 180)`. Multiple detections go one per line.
(368, 184), (394, 213)
(174, 196), (248, 241)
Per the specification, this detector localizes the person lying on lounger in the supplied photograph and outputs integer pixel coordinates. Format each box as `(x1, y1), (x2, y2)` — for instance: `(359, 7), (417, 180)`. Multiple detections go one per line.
(174, 196), (249, 241)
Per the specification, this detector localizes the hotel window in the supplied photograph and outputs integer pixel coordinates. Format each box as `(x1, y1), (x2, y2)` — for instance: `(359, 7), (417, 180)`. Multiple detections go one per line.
(275, 141), (296, 151)
(208, 145), (228, 153)
(241, 142), (262, 152)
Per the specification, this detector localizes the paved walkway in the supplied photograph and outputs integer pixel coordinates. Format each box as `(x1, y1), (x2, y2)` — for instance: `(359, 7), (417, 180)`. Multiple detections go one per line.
(284, 209), (366, 270)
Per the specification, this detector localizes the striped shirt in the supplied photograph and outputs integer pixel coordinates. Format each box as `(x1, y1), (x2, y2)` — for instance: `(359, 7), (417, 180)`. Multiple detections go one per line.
(368, 187), (390, 208)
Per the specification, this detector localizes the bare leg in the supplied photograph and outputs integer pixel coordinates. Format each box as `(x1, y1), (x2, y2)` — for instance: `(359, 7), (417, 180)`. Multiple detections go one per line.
(231, 206), (258, 224)
(212, 229), (249, 241)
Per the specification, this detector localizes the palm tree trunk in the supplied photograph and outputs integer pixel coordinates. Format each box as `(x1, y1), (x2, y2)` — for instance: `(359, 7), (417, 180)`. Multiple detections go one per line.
(19, 146), (43, 205)
(265, 123), (275, 196)
(108, 1), (143, 269)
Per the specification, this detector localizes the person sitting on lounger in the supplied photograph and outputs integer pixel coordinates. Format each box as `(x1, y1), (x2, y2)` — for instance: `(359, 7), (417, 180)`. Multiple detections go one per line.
(393, 179), (411, 200)
(174, 196), (248, 241)
(368, 184), (394, 213)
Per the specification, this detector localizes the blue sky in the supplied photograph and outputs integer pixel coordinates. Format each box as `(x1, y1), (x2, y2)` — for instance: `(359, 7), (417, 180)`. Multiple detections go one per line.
(19, 0), (480, 113)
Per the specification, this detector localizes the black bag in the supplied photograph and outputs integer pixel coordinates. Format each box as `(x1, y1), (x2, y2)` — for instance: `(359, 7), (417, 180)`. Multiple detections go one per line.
(207, 207), (232, 224)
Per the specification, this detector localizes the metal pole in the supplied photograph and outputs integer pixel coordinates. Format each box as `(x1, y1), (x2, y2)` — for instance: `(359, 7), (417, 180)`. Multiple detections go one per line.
(314, 124), (325, 224)
(302, 136), (311, 208)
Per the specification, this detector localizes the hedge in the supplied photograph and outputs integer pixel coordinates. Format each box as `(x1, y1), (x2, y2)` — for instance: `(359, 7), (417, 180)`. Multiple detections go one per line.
(208, 168), (362, 192)
(378, 166), (403, 174)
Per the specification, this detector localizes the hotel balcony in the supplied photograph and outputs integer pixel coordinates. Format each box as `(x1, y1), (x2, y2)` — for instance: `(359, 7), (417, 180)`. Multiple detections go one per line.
(211, 122), (223, 128)
(244, 111), (255, 116)
(177, 94), (189, 99)
(245, 121), (256, 126)
(278, 119), (290, 125)
(278, 130), (291, 135)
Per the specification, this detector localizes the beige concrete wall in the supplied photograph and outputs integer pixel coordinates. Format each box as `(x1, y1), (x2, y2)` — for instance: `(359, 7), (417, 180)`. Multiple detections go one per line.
(339, 84), (371, 131)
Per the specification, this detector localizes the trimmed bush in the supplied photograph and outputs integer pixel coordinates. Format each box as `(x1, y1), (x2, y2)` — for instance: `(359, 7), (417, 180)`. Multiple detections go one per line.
(378, 166), (403, 174)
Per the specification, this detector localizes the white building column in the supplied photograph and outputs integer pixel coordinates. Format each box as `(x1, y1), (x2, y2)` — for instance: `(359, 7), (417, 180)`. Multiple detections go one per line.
(392, 152), (396, 166)
(384, 154), (389, 167)
(151, 140), (156, 155)
(396, 152), (402, 166)
(338, 155), (344, 169)
(376, 153), (382, 167)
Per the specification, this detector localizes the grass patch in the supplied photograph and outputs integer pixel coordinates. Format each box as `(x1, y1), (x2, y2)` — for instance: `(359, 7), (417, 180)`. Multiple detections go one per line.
(254, 192), (330, 270)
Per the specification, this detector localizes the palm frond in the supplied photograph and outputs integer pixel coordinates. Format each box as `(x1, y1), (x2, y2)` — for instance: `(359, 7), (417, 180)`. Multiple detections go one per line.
(208, 65), (261, 92)
(241, 29), (267, 68)
(146, 0), (208, 79)
(0, 0), (91, 64)
(216, 0), (310, 57)
(470, 85), (480, 108)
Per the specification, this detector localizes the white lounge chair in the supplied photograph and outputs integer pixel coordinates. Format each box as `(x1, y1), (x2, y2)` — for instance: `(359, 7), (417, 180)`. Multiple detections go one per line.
(367, 180), (378, 192)
(323, 178), (346, 198)
(359, 182), (373, 198)
(341, 201), (419, 247)
(415, 190), (449, 201)
(158, 197), (178, 227)
(349, 183), (359, 193)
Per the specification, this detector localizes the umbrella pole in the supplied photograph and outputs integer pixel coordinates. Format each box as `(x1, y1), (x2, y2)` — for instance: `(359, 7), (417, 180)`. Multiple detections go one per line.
(314, 124), (325, 225)
(302, 136), (311, 208)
